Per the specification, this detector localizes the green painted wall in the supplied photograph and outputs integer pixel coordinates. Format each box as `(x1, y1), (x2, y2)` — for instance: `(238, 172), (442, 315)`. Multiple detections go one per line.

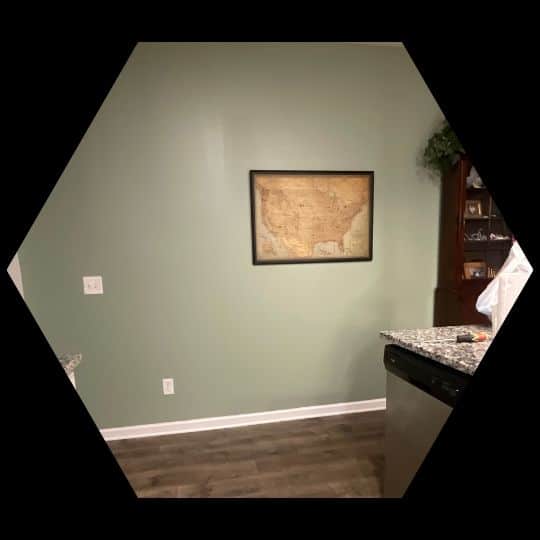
(19, 43), (443, 429)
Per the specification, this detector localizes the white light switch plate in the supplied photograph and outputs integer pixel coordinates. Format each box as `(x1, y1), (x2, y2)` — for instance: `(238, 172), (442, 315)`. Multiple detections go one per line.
(83, 276), (103, 295)
(162, 378), (175, 395)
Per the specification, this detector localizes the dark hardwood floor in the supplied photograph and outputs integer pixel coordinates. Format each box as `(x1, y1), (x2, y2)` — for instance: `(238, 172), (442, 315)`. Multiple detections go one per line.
(107, 410), (385, 498)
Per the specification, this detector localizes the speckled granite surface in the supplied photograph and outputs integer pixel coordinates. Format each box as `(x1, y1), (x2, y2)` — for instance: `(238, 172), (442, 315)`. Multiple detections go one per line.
(58, 353), (81, 375)
(380, 325), (492, 376)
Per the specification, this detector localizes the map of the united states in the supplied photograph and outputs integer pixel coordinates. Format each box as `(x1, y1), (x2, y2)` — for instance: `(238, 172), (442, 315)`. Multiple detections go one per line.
(253, 174), (371, 261)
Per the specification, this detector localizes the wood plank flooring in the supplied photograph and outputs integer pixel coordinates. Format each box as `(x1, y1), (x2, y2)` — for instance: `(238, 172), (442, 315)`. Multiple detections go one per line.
(107, 410), (385, 498)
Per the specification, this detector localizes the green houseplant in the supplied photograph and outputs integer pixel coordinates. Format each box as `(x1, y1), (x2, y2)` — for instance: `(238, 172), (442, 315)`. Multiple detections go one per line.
(423, 120), (465, 176)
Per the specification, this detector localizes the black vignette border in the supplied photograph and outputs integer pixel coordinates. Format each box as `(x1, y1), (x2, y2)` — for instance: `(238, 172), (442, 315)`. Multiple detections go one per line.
(403, 30), (537, 503)
(6, 37), (139, 508)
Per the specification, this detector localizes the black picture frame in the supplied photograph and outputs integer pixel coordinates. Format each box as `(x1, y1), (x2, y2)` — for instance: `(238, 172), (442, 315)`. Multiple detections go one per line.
(249, 170), (374, 265)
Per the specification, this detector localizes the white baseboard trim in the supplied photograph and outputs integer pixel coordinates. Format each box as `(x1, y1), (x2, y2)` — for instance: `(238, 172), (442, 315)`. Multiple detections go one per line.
(101, 398), (386, 441)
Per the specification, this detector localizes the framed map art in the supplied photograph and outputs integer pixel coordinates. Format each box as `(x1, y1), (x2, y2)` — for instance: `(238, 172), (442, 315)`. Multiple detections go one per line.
(250, 170), (374, 265)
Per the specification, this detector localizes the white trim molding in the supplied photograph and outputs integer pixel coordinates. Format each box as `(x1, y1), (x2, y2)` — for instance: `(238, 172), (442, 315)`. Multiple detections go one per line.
(101, 398), (386, 441)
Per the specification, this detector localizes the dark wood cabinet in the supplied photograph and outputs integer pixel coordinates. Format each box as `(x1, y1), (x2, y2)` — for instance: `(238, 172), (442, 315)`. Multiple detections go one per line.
(434, 156), (513, 326)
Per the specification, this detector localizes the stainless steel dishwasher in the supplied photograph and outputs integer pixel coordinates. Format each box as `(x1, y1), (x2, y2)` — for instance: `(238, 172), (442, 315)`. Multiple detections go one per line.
(383, 344), (471, 497)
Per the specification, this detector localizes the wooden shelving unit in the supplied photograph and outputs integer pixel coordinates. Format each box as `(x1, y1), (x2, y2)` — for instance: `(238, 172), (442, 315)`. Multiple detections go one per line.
(434, 156), (513, 326)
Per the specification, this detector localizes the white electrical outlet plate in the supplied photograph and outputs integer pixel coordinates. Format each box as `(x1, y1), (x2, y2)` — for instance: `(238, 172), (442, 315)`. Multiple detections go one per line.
(83, 276), (103, 295)
(162, 378), (175, 395)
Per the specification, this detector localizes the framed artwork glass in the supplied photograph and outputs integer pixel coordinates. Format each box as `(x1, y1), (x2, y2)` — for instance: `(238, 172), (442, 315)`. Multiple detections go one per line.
(464, 261), (487, 279)
(250, 170), (374, 265)
(464, 199), (483, 218)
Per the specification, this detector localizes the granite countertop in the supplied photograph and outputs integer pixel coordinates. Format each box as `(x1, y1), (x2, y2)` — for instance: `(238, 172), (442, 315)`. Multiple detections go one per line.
(380, 325), (492, 376)
(58, 353), (82, 375)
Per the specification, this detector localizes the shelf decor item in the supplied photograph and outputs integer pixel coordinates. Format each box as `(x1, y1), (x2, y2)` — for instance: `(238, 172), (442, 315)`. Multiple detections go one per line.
(250, 170), (374, 264)
(464, 200), (483, 218)
(464, 261), (487, 279)
(489, 233), (510, 241)
(466, 166), (484, 189)
(422, 120), (465, 176)
(467, 228), (488, 241)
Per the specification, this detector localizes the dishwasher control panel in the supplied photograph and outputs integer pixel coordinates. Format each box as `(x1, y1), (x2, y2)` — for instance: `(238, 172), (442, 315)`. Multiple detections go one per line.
(384, 345), (471, 407)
